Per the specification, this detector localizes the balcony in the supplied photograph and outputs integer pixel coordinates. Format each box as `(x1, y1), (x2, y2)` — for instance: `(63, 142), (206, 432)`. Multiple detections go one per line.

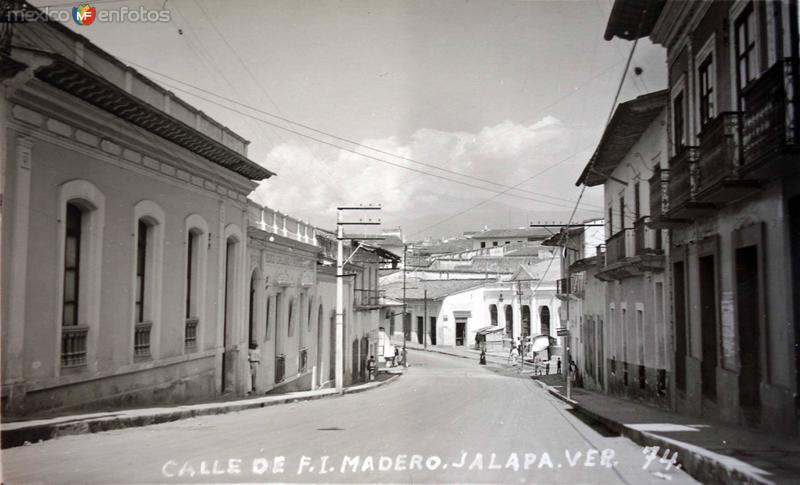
(275, 354), (286, 383)
(556, 275), (584, 300)
(61, 325), (89, 368)
(184, 317), (198, 351)
(741, 58), (800, 179)
(666, 146), (715, 219)
(134, 322), (152, 360)
(597, 226), (664, 282)
(696, 112), (759, 203)
(354, 289), (382, 310)
(605, 229), (628, 266)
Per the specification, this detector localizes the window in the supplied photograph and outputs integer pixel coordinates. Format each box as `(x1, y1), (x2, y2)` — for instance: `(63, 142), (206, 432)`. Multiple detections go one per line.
(308, 297), (313, 332)
(264, 295), (272, 341)
(288, 297), (295, 337)
(186, 231), (196, 318)
(184, 215), (208, 353)
(619, 196), (626, 231)
(633, 182), (641, 221)
(135, 219), (149, 323)
(698, 54), (714, 127)
(492, 241), (498, 247)
(489, 304), (498, 325)
(673, 91), (685, 149)
(480, 242), (486, 248)
(734, 3), (758, 107)
(63, 203), (82, 326)
(608, 206), (613, 235)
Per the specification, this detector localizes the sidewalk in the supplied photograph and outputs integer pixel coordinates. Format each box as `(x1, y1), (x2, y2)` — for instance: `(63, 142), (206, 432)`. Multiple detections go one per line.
(1, 371), (401, 449)
(534, 374), (800, 485)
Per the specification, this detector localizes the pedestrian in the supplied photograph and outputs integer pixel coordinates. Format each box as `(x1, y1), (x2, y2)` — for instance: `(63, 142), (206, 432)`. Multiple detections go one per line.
(367, 355), (377, 381)
(248, 342), (260, 394)
(393, 346), (399, 367)
(479, 349), (487, 365)
(510, 345), (519, 366)
(557, 357), (562, 375)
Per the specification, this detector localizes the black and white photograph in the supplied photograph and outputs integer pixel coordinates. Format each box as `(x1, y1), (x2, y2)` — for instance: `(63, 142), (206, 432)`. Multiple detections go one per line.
(1, 0), (799, 483)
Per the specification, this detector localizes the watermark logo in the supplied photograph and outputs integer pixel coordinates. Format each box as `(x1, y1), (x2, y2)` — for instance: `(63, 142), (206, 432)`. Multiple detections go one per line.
(72, 4), (96, 26)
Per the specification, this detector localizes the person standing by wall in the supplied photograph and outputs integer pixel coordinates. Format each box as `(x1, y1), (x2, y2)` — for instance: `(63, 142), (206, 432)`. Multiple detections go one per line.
(248, 343), (261, 394)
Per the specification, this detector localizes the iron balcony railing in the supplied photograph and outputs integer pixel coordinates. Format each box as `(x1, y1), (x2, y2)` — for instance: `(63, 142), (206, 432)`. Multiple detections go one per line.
(275, 354), (286, 383)
(605, 229), (629, 266)
(184, 317), (199, 351)
(697, 112), (743, 192)
(61, 325), (89, 367)
(742, 58), (799, 167)
(134, 321), (152, 360)
(649, 166), (669, 219)
(668, 146), (700, 209)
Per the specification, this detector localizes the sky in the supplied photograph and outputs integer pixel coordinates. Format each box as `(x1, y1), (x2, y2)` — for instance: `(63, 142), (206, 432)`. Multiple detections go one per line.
(36, 0), (667, 239)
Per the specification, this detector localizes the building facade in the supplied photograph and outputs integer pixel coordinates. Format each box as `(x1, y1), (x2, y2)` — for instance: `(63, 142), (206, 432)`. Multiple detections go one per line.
(1, 17), (273, 415)
(606, 0), (800, 433)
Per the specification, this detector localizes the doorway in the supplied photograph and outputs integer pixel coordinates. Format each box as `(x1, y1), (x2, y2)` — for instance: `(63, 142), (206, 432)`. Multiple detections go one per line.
(736, 245), (761, 416)
(455, 320), (466, 346)
(791, 196), (800, 413)
(699, 254), (718, 401)
(429, 317), (437, 345)
(505, 305), (513, 339)
(539, 306), (550, 336)
(674, 260), (687, 391)
(222, 237), (238, 393)
(417, 316), (424, 344)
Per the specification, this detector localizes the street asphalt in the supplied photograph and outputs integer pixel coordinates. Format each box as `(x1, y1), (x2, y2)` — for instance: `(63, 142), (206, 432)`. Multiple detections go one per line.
(1, 351), (697, 484)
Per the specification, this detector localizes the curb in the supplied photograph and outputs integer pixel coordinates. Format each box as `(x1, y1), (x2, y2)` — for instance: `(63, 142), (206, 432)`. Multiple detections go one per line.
(1, 374), (400, 449)
(534, 380), (771, 485)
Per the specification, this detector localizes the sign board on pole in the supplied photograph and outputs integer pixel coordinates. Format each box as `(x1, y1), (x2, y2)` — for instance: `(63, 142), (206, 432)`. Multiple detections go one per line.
(557, 328), (569, 337)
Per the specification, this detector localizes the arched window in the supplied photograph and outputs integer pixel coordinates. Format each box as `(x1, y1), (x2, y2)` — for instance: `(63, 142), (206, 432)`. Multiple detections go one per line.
(184, 214), (208, 353)
(489, 304), (498, 325)
(504, 305), (513, 338)
(264, 294), (272, 341)
(521, 305), (531, 336)
(288, 297), (295, 337)
(132, 201), (165, 361)
(308, 297), (314, 332)
(58, 180), (105, 372)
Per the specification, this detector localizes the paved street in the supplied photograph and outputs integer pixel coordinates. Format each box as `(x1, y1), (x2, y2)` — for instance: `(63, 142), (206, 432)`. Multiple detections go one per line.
(2, 351), (695, 484)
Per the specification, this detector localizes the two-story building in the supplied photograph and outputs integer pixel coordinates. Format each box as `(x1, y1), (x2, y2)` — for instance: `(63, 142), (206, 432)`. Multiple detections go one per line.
(577, 91), (673, 407)
(605, 0), (799, 433)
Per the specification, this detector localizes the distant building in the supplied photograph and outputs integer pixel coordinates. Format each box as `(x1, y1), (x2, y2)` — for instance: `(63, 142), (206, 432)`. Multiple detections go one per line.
(470, 227), (552, 250)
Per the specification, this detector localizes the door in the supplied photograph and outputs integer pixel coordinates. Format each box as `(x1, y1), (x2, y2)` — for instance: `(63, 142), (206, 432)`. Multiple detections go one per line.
(699, 255), (718, 401)
(736, 245), (760, 416)
(417, 316), (424, 344)
(429, 317), (437, 346)
(456, 320), (466, 346)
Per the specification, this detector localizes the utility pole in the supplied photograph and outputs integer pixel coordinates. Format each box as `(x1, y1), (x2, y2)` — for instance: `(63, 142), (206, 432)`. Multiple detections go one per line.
(423, 288), (428, 351)
(336, 205), (381, 394)
(517, 279), (523, 375)
(402, 243), (408, 367)
(564, 229), (572, 401)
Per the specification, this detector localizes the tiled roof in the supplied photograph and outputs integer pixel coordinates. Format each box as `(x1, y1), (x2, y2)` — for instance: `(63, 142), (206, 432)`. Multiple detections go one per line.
(471, 228), (553, 239)
(381, 278), (490, 301)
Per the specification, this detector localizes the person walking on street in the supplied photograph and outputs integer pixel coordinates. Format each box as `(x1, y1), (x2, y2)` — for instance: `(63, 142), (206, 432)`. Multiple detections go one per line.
(557, 357), (562, 375)
(367, 355), (377, 381)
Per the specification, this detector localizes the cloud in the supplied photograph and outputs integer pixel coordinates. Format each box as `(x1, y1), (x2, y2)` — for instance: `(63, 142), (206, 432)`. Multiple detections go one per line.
(249, 116), (600, 236)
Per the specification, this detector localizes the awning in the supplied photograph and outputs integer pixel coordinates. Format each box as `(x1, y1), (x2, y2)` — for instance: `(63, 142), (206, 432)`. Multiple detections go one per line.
(475, 326), (504, 336)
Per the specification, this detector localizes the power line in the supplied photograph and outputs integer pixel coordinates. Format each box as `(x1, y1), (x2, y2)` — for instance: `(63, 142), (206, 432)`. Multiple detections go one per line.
(121, 58), (608, 210)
